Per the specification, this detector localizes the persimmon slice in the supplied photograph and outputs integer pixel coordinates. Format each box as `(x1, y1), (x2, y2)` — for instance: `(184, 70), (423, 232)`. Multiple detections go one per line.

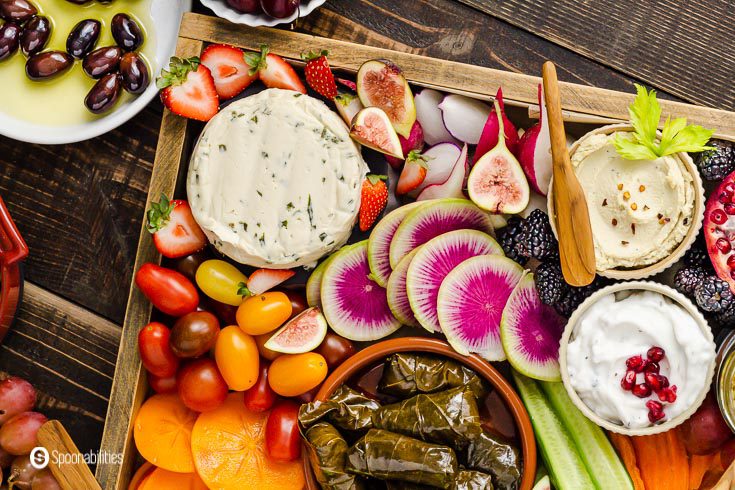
(139, 468), (208, 490)
(133, 393), (197, 473)
(191, 392), (305, 489)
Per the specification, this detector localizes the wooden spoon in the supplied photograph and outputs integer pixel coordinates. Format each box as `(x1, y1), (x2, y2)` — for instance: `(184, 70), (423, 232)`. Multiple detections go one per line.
(542, 61), (596, 287)
(37, 420), (103, 490)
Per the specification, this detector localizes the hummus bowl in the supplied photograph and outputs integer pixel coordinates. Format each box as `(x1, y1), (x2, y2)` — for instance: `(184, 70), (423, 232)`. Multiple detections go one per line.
(559, 281), (716, 436)
(548, 124), (705, 280)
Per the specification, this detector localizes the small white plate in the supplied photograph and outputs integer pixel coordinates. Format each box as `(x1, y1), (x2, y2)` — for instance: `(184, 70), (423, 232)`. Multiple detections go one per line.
(200, 0), (326, 27)
(0, 0), (192, 145)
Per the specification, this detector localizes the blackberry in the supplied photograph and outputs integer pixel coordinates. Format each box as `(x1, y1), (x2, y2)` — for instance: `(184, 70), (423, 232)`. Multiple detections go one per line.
(684, 246), (711, 269)
(694, 275), (735, 313)
(696, 139), (735, 181)
(712, 306), (735, 327)
(517, 210), (558, 261)
(535, 261), (567, 305)
(498, 216), (528, 266)
(553, 276), (608, 317)
(674, 266), (707, 297)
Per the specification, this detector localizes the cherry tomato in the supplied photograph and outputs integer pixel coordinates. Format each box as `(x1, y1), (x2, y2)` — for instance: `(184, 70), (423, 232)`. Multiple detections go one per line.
(236, 292), (292, 336)
(175, 251), (210, 282)
(177, 358), (228, 412)
(264, 400), (301, 462)
(214, 326), (259, 391)
(147, 372), (177, 394)
(282, 290), (307, 319)
(169, 311), (220, 358)
(196, 259), (248, 306)
(138, 322), (179, 377)
(315, 333), (356, 371)
(243, 362), (277, 412)
(268, 352), (327, 397)
(254, 332), (282, 361)
(135, 263), (199, 317)
(294, 386), (320, 404)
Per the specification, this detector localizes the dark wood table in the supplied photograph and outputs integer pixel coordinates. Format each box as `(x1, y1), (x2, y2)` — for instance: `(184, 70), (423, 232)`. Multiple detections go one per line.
(0, 0), (732, 457)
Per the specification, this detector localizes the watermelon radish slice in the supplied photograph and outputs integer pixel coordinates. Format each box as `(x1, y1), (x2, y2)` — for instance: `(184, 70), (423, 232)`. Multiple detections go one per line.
(386, 248), (421, 328)
(306, 256), (334, 308)
(389, 198), (495, 268)
(367, 201), (426, 287)
(320, 241), (402, 341)
(406, 229), (503, 333)
(437, 255), (523, 361)
(501, 272), (565, 381)
(264, 307), (328, 354)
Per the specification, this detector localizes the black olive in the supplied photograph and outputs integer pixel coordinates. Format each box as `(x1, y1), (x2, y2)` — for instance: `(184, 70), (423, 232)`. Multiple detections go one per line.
(0, 0), (37, 23)
(111, 13), (143, 51)
(66, 19), (100, 59)
(84, 72), (121, 114)
(19, 15), (49, 56)
(119, 51), (149, 94)
(64, 0), (93, 4)
(25, 50), (72, 80)
(0, 22), (20, 61)
(82, 45), (122, 79)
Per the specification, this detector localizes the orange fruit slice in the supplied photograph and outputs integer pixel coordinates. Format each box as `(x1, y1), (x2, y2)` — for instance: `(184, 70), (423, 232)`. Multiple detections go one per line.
(138, 468), (208, 490)
(134, 393), (198, 473)
(191, 392), (305, 490)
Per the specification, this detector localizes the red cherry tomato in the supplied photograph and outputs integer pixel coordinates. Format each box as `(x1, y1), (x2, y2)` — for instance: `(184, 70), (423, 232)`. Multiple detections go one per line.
(135, 263), (199, 317)
(138, 322), (179, 377)
(177, 358), (228, 412)
(147, 372), (178, 394)
(243, 362), (277, 412)
(315, 332), (356, 370)
(265, 400), (301, 462)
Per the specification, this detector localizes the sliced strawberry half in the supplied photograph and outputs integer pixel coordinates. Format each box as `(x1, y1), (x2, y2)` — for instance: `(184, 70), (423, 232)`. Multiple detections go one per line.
(244, 44), (306, 94)
(157, 57), (219, 121)
(396, 150), (428, 194)
(246, 268), (296, 295)
(200, 44), (258, 100)
(146, 194), (207, 258)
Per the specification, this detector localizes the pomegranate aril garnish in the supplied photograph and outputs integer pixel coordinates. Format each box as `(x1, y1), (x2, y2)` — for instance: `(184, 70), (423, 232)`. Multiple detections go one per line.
(621, 370), (636, 391)
(659, 375), (669, 389)
(626, 355), (644, 372)
(646, 399), (663, 411)
(645, 372), (662, 391)
(725, 183), (735, 194)
(648, 408), (665, 423)
(719, 192), (731, 204)
(712, 209), (728, 225)
(632, 383), (652, 398)
(644, 361), (660, 373)
(647, 346), (665, 362)
(658, 387), (678, 403)
(717, 238), (732, 254)
(727, 255), (735, 268)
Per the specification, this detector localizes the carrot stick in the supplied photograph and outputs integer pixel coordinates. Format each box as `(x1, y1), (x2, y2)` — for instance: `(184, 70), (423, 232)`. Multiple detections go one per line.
(690, 454), (717, 490)
(632, 430), (689, 490)
(609, 432), (646, 490)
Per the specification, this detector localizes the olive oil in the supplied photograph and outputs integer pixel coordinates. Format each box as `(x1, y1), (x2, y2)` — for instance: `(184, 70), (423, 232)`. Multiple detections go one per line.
(0, 0), (154, 126)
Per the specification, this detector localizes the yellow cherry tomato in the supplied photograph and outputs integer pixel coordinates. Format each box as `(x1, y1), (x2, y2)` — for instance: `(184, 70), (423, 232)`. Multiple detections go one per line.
(214, 326), (260, 391)
(195, 260), (248, 306)
(255, 332), (282, 361)
(236, 292), (292, 336)
(268, 353), (328, 397)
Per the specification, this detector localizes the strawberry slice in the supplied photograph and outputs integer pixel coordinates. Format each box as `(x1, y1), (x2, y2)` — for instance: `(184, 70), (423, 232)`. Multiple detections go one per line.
(359, 174), (388, 232)
(200, 44), (258, 100)
(396, 150), (428, 194)
(246, 268), (296, 295)
(146, 194), (207, 258)
(301, 50), (337, 99)
(157, 57), (219, 121)
(244, 45), (306, 94)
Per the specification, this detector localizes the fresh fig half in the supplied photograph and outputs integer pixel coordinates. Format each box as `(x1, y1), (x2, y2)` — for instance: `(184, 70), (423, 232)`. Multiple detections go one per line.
(356, 59), (417, 138)
(704, 172), (735, 293)
(467, 100), (530, 214)
(350, 107), (404, 159)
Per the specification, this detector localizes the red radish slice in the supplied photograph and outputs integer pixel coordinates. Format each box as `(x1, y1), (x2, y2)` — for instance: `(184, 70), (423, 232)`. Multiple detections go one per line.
(320, 241), (402, 341)
(386, 248), (421, 328)
(306, 256), (334, 308)
(410, 142), (462, 196)
(246, 268), (295, 295)
(517, 84), (553, 195)
(415, 89), (460, 146)
(437, 255), (523, 361)
(438, 94), (492, 145)
(337, 78), (357, 91)
(418, 144), (468, 201)
(500, 272), (565, 381)
(367, 202), (426, 288)
(475, 88), (520, 161)
(406, 229), (503, 332)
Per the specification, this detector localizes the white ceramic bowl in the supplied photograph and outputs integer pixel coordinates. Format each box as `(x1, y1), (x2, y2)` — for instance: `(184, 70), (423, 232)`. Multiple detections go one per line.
(559, 281), (716, 436)
(0, 0), (191, 145)
(200, 0), (327, 27)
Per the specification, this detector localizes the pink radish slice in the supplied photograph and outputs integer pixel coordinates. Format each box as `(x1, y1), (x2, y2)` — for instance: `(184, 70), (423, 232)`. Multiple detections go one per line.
(409, 142), (462, 196)
(415, 89), (460, 146)
(517, 84), (553, 196)
(386, 121), (425, 168)
(337, 78), (357, 91)
(437, 255), (524, 361)
(439, 94), (492, 145)
(386, 248), (421, 328)
(475, 88), (520, 161)
(417, 144), (468, 201)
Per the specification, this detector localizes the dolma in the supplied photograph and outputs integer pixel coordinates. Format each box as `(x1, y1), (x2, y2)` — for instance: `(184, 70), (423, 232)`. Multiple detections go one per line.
(299, 385), (380, 431)
(378, 353), (488, 399)
(372, 387), (482, 448)
(346, 429), (458, 489)
(305, 422), (364, 490)
(451, 470), (494, 490)
(465, 431), (521, 490)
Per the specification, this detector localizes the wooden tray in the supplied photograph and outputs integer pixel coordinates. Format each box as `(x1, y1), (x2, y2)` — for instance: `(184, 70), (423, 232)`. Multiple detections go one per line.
(96, 12), (735, 489)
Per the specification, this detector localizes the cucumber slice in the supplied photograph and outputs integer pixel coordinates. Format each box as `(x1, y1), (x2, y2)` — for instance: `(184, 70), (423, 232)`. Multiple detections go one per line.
(540, 382), (633, 490)
(512, 371), (594, 490)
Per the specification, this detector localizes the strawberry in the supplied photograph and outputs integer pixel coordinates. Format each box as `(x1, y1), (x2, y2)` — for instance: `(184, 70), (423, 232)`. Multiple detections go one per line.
(157, 57), (219, 121)
(396, 150), (428, 194)
(301, 50), (337, 99)
(359, 174), (388, 232)
(200, 44), (258, 100)
(246, 268), (296, 295)
(244, 45), (306, 94)
(146, 194), (207, 259)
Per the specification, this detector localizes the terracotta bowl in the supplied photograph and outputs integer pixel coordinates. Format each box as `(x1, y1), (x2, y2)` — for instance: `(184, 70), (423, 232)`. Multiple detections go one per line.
(302, 337), (537, 490)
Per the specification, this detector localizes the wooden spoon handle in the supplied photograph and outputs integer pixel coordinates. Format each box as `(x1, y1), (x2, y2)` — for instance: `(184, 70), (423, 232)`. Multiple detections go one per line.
(37, 420), (103, 490)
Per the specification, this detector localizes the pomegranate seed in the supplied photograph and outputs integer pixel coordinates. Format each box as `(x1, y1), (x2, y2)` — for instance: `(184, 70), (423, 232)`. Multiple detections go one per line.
(717, 238), (732, 254)
(645, 361), (660, 373)
(728, 255), (735, 268)
(648, 409), (666, 423)
(725, 183), (735, 194)
(646, 400), (663, 411)
(647, 346), (665, 362)
(730, 269), (735, 281)
(638, 359), (650, 373)
(621, 370), (636, 390)
(659, 375), (670, 389)
(725, 203), (735, 216)
(645, 373), (662, 391)
(658, 387), (678, 403)
(626, 355), (644, 371)
(632, 383), (652, 398)
(719, 192), (732, 204)
(713, 209), (729, 224)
